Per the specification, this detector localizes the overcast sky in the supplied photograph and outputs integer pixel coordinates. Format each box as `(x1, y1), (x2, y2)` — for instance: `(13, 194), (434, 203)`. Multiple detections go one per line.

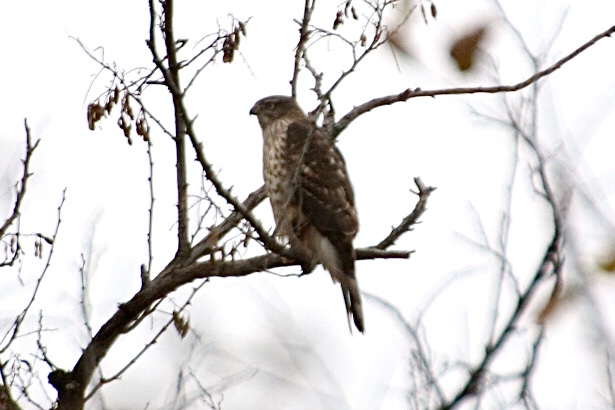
(2, 0), (615, 409)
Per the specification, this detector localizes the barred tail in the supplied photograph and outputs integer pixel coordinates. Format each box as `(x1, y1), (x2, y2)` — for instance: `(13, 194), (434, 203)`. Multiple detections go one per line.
(341, 276), (364, 334)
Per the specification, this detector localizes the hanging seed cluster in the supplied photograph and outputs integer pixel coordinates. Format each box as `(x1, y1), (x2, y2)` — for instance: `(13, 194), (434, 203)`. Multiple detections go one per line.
(87, 86), (150, 145)
(172, 310), (190, 338)
(333, 0), (359, 30)
(222, 20), (247, 63)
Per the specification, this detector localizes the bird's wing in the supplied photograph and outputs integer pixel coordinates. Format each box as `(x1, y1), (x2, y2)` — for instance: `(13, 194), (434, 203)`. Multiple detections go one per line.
(286, 120), (358, 240)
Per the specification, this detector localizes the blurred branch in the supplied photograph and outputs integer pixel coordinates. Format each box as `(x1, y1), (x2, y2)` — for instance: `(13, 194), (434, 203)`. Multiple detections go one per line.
(84, 280), (207, 401)
(1, 193), (65, 410)
(331, 24), (615, 138)
(519, 330), (544, 408)
(0, 370), (21, 410)
(0, 120), (40, 267)
(365, 292), (445, 407)
(440, 216), (561, 409)
(440, 16), (568, 405)
(606, 351), (615, 409)
(0, 191), (65, 355)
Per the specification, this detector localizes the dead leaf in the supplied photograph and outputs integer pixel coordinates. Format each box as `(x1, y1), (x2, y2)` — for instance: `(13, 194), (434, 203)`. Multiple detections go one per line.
(450, 25), (487, 71)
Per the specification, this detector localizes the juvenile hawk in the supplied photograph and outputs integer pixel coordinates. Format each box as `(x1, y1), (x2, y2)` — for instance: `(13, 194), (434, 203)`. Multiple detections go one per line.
(250, 95), (364, 333)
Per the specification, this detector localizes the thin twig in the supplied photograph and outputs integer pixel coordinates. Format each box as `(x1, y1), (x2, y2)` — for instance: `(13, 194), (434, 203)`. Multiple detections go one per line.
(146, 140), (155, 277)
(375, 177), (435, 250)
(0, 120), (40, 241)
(84, 280), (207, 401)
(0, 191), (66, 354)
(365, 292), (445, 406)
(291, 0), (316, 98)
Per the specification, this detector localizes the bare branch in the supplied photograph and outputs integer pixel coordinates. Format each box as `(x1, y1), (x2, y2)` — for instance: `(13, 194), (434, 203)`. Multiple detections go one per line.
(0, 368), (21, 410)
(375, 177), (435, 250)
(84, 280), (207, 401)
(50, 234), (411, 408)
(440, 21), (569, 406)
(332, 24), (615, 138)
(518, 330), (544, 408)
(365, 291), (445, 407)
(188, 185), (267, 263)
(145, 140), (155, 277)
(291, 0), (316, 98)
(0, 120), (40, 243)
(185, 132), (290, 258)
(161, 0), (191, 258)
(0, 191), (66, 355)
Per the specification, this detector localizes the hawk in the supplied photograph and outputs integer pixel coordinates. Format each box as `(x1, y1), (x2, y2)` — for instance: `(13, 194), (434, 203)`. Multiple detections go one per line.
(250, 95), (364, 333)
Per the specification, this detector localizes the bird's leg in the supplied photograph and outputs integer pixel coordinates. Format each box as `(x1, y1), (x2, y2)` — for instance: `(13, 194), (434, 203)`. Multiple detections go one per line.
(298, 259), (316, 276)
(287, 238), (316, 276)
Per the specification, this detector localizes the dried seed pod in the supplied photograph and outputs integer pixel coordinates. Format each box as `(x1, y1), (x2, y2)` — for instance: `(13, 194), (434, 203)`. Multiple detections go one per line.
(222, 36), (235, 63)
(233, 29), (241, 49)
(360, 33), (367, 47)
(172, 311), (190, 338)
(104, 96), (114, 114)
(333, 11), (343, 30)
(87, 102), (105, 130)
(431, 2), (437, 18)
(223, 48), (234, 63)
(344, 0), (352, 17)
(351, 6), (358, 20)
(118, 115), (132, 144)
(87, 107), (95, 130)
(113, 85), (120, 104)
(239, 21), (247, 36)
(122, 93), (134, 120)
(35, 238), (42, 258)
(136, 115), (150, 142)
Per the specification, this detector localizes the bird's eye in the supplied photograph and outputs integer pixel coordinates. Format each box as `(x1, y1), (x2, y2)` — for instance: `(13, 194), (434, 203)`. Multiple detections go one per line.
(267, 102), (275, 109)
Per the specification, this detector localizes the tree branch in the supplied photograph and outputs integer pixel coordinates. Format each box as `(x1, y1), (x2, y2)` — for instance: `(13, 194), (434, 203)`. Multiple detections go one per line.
(161, 0), (191, 258)
(331, 24), (615, 138)
(291, 0), (316, 98)
(376, 177), (435, 250)
(188, 185), (267, 264)
(0, 120), (39, 242)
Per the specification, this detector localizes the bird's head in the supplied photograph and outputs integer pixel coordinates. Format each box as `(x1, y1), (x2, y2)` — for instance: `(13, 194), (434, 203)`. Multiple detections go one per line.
(250, 95), (304, 129)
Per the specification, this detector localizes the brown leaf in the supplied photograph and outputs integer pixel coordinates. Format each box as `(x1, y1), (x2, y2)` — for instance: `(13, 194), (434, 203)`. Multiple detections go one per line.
(333, 11), (343, 30)
(388, 30), (412, 57)
(598, 249), (615, 273)
(537, 284), (581, 325)
(450, 25), (487, 71)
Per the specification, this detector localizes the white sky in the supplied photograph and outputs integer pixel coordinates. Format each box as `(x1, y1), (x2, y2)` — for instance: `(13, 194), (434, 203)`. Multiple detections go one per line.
(2, 0), (615, 409)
